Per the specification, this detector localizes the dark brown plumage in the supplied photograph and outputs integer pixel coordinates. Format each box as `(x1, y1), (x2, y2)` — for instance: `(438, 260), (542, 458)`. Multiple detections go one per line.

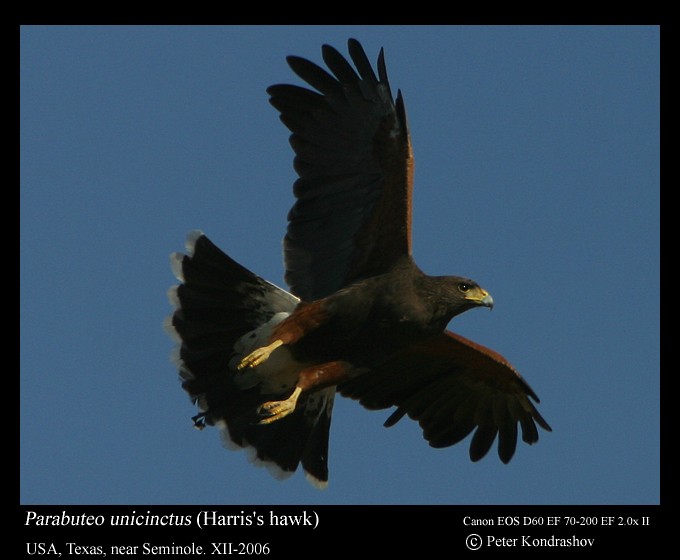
(166, 39), (550, 488)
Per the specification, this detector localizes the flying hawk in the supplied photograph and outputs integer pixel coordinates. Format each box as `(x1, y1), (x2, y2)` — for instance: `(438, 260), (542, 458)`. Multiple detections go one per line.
(166, 39), (551, 488)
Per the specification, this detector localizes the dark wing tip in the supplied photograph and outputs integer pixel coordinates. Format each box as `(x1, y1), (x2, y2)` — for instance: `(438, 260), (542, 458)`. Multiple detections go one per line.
(469, 425), (498, 462)
(377, 47), (387, 77)
(383, 407), (407, 428)
(347, 38), (379, 84)
(377, 47), (394, 101)
(498, 434), (518, 464)
(395, 90), (410, 138)
(286, 55), (341, 96)
(533, 408), (553, 432)
(321, 43), (360, 83)
(347, 37), (362, 52)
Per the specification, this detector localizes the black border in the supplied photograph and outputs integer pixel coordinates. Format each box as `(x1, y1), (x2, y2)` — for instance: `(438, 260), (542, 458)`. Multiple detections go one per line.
(20, 505), (662, 555)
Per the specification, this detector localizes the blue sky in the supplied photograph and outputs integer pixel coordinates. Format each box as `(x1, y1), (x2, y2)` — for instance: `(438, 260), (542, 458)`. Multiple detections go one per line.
(20, 25), (659, 505)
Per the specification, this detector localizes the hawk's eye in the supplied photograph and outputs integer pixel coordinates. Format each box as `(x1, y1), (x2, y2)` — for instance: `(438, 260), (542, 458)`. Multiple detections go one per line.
(458, 282), (472, 293)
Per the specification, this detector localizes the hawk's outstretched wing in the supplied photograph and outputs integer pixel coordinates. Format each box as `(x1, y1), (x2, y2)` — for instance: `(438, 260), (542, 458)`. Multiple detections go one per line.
(339, 331), (552, 463)
(268, 38), (414, 301)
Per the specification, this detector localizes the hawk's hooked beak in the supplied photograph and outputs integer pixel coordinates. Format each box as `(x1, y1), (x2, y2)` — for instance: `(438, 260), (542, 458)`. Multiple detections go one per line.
(480, 292), (494, 309)
(466, 289), (494, 310)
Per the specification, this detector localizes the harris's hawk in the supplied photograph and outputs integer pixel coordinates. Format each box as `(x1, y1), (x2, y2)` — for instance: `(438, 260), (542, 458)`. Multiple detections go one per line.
(166, 39), (551, 488)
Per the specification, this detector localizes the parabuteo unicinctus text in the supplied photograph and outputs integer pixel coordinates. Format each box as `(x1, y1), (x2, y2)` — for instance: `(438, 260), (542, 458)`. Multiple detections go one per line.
(166, 39), (551, 488)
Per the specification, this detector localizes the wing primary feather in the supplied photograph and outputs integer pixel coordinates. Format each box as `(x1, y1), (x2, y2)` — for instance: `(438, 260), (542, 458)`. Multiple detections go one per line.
(423, 394), (477, 447)
(468, 399), (497, 461)
(267, 84), (327, 112)
(347, 38), (379, 84)
(493, 396), (518, 463)
(321, 44), (360, 83)
(395, 90), (410, 139)
(286, 56), (343, 96)
(519, 415), (539, 444)
(383, 407), (407, 428)
(498, 421), (518, 463)
(427, 417), (476, 449)
(530, 406), (552, 432)
(469, 424), (498, 462)
(377, 48), (392, 95)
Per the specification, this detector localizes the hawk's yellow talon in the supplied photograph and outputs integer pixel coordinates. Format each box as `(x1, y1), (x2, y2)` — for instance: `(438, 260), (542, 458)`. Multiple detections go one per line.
(256, 387), (302, 424)
(237, 339), (284, 370)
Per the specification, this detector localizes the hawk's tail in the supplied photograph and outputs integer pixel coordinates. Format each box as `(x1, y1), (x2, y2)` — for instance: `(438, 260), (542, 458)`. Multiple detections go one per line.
(165, 231), (334, 488)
